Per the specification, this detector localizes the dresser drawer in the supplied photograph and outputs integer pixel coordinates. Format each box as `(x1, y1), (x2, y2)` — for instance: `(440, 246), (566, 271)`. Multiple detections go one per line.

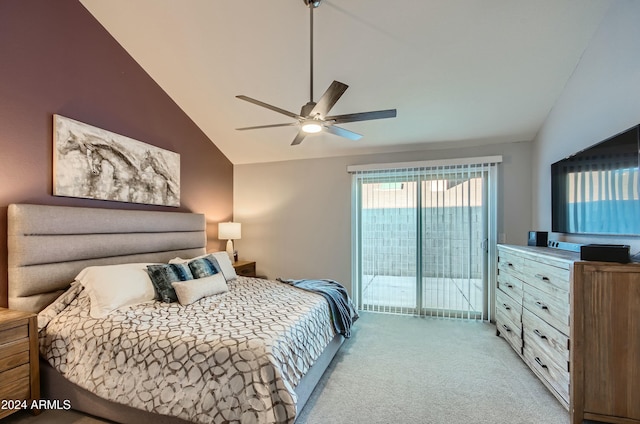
(497, 271), (524, 303)
(523, 269), (571, 307)
(524, 344), (569, 405)
(522, 308), (569, 370)
(498, 249), (525, 279)
(521, 260), (570, 296)
(496, 288), (522, 328)
(496, 309), (522, 355)
(523, 283), (570, 334)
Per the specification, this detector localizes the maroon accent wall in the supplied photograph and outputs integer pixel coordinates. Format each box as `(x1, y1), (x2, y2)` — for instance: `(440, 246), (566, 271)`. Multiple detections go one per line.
(0, 1), (233, 306)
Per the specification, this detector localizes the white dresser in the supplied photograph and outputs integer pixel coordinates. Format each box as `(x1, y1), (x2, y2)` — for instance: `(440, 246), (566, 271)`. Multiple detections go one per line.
(496, 245), (575, 409)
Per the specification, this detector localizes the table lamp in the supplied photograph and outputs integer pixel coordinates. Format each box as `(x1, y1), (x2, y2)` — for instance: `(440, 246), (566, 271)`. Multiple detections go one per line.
(218, 222), (241, 261)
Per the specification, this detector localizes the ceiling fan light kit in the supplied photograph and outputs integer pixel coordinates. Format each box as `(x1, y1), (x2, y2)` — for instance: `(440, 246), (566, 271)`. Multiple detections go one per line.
(236, 0), (396, 145)
(301, 120), (323, 134)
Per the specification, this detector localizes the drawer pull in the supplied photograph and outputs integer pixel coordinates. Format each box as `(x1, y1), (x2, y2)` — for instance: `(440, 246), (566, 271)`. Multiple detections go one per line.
(535, 301), (549, 310)
(507, 262), (514, 268)
(505, 283), (514, 289)
(502, 324), (511, 333)
(535, 273), (550, 282)
(535, 357), (548, 369)
(534, 329), (547, 339)
(502, 303), (511, 310)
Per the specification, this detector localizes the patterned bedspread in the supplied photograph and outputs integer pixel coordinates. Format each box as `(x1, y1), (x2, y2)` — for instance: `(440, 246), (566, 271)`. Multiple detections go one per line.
(38, 277), (336, 424)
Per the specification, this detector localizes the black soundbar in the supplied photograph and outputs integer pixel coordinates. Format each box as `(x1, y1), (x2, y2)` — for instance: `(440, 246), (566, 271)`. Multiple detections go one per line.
(580, 244), (630, 263)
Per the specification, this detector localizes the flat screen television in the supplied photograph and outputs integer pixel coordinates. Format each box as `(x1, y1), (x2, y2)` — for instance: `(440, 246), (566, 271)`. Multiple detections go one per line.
(551, 125), (640, 235)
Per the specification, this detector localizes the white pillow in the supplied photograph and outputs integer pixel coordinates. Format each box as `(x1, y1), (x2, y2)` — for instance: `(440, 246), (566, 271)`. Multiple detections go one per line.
(210, 251), (238, 281)
(171, 273), (229, 305)
(170, 251), (237, 281)
(169, 253), (209, 263)
(75, 263), (157, 318)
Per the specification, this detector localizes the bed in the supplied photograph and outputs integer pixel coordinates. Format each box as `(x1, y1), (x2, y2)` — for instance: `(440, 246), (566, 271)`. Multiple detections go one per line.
(7, 203), (349, 424)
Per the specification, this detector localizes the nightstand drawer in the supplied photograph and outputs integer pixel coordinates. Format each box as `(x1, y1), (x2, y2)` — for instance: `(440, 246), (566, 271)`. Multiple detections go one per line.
(0, 324), (28, 345)
(0, 363), (31, 406)
(0, 376), (31, 418)
(1, 363), (30, 383)
(0, 340), (30, 372)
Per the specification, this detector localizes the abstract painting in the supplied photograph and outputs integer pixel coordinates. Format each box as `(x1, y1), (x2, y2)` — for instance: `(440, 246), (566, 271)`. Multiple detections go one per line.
(53, 114), (180, 206)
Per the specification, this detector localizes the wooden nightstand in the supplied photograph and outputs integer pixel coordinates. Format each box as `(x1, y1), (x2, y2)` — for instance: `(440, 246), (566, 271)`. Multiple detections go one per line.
(233, 260), (256, 277)
(0, 308), (39, 418)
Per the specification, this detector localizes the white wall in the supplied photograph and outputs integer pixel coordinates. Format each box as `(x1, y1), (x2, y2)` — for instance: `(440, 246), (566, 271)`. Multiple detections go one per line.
(234, 140), (531, 293)
(532, 0), (640, 251)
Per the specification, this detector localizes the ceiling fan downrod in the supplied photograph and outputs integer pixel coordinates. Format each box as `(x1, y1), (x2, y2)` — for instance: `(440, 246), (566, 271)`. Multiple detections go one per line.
(304, 0), (321, 104)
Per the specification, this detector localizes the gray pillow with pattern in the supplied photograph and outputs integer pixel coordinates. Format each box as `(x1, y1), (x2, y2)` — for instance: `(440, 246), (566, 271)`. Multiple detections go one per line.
(187, 255), (222, 279)
(146, 263), (194, 303)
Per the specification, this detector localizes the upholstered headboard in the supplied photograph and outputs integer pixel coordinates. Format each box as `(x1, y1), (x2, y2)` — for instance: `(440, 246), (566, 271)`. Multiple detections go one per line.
(7, 203), (207, 312)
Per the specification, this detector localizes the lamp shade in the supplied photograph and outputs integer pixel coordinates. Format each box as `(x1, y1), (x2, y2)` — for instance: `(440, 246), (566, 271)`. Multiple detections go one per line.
(218, 222), (241, 240)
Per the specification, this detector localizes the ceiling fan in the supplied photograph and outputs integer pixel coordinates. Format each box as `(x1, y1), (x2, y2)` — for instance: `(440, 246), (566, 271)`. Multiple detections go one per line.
(235, 0), (397, 146)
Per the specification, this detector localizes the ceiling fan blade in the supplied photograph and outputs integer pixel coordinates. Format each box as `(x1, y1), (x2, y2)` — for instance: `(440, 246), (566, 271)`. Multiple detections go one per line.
(324, 125), (362, 140)
(236, 123), (297, 131)
(291, 131), (307, 146)
(310, 81), (349, 117)
(326, 109), (397, 124)
(236, 95), (301, 119)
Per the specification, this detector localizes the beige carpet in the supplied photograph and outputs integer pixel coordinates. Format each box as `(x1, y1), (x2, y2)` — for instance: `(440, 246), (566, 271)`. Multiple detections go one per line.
(296, 312), (569, 424)
(4, 312), (569, 424)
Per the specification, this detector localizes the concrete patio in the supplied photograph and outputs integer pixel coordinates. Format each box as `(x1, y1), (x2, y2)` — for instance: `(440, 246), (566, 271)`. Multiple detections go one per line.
(360, 274), (484, 318)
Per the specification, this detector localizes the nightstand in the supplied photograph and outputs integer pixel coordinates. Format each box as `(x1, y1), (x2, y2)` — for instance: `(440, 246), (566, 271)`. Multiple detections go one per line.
(0, 308), (39, 418)
(233, 260), (256, 277)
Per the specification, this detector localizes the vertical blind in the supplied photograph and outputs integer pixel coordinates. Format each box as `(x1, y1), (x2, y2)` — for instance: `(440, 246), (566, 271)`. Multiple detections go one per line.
(349, 157), (500, 320)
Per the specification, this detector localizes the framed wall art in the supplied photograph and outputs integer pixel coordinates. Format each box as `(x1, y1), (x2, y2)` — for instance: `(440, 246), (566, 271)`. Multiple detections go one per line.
(53, 114), (180, 207)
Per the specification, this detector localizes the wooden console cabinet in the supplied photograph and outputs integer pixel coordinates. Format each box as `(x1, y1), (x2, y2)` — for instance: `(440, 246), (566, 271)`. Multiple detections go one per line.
(571, 262), (640, 424)
(496, 245), (640, 424)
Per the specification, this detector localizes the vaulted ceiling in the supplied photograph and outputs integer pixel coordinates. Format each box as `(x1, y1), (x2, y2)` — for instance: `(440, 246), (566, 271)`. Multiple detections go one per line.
(79, 0), (612, 164)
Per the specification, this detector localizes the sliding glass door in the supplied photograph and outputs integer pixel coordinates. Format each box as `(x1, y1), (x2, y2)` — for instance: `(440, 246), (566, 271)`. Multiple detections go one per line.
(418, 167), (486, 319)
(358, 177), (419, 315)
(351, 160), (499, 320)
